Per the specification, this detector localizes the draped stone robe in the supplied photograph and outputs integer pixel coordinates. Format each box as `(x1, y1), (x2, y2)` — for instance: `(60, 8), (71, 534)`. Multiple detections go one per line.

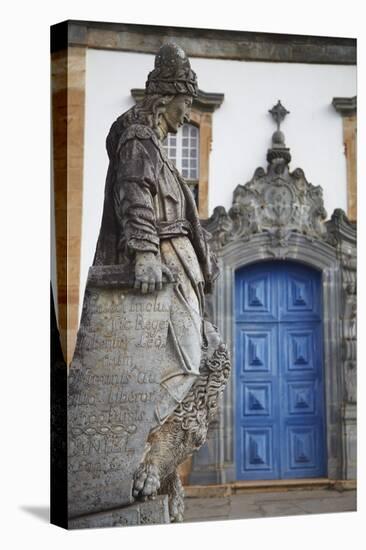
(93, 122), (218, 425)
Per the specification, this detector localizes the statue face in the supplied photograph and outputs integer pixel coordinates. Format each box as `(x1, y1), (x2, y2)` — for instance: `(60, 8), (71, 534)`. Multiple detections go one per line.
(162, 95), (193, 133)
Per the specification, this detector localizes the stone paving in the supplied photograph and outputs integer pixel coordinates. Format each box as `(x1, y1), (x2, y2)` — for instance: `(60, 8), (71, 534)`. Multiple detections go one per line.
(184, 488), (356, 523)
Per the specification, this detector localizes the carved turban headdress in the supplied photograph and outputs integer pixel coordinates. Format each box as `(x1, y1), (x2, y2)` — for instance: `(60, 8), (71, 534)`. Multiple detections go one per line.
(145, 43), (198, 97)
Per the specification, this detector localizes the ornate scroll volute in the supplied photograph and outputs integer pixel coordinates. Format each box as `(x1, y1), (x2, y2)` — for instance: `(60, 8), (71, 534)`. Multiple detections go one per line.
(202, 205), (234, 251)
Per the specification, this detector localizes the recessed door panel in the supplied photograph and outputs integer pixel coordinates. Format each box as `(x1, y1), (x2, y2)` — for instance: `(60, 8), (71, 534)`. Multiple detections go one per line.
(281, 424), (326, 477)
(280, 266), (322, 322)
(238, 325), (277, 374)
(235, 265), (278, 323)
(243, 383), (272, 417)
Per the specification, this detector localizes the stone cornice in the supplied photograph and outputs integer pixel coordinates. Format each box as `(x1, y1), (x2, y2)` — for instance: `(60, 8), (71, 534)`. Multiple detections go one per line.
(332, 96), (357, 116)
(51, 20), (356, 65)
(131, 88), (224, 113)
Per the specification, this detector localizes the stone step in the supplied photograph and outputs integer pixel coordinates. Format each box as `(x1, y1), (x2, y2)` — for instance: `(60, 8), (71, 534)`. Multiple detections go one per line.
(184, 478), (356, 498)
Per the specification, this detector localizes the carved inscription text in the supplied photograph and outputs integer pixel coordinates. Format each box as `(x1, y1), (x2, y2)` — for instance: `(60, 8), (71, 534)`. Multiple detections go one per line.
(67, 281), (173, 518)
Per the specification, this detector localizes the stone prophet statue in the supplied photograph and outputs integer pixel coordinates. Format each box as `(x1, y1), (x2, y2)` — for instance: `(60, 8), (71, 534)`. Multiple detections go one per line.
(92, 43), (230, 522)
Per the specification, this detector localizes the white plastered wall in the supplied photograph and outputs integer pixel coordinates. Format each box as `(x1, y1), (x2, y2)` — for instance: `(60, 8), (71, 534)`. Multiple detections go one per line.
(81, 48), (356, 306)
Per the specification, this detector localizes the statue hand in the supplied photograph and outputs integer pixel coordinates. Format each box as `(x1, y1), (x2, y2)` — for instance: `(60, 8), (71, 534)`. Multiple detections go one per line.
(134, 252), (174, 293)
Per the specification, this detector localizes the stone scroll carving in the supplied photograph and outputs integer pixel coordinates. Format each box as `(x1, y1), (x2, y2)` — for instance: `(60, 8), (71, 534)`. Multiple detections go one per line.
(68, 266), (230, 525)
(68, 267), (174, 518)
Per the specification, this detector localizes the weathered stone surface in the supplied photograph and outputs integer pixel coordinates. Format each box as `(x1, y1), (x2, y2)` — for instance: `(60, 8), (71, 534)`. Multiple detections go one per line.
(68, 265), (174, 518)
(184, 489), (356, 523)
(68, 495), (170, 529)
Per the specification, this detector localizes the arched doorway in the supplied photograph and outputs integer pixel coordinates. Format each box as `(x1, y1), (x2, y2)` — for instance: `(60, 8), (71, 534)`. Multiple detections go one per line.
(235, 260), (327, 480)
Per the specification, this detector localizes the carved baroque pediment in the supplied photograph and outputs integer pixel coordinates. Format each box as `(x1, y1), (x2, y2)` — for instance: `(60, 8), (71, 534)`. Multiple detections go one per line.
(204, 102), (331, 256)
(204, 162), (329, 254)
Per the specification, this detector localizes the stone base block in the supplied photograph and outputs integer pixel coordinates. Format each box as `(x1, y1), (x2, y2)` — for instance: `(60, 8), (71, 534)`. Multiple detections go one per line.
(68, 495), (170, 529)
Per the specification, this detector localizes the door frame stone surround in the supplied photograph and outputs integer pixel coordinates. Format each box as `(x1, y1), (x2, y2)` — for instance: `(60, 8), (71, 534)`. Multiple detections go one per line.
(190, 106), (356, 484)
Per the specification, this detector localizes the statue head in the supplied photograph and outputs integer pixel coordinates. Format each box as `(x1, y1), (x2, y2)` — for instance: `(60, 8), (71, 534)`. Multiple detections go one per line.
(145, 43), (198, 97)
(142, 43), (198, 135)
(108, 44), (198, 152)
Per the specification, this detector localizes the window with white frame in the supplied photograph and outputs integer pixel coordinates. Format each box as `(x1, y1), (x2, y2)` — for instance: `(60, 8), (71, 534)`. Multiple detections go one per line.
(163, 123), (200, 202)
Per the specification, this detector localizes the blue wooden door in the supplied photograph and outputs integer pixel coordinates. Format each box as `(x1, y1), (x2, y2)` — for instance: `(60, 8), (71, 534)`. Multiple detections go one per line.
(235, 260), (326, 480)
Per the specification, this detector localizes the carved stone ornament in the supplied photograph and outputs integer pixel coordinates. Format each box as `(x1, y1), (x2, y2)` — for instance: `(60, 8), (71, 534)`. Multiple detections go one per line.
(204, 102), (328, 257)
(326, 209), (357, 406)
